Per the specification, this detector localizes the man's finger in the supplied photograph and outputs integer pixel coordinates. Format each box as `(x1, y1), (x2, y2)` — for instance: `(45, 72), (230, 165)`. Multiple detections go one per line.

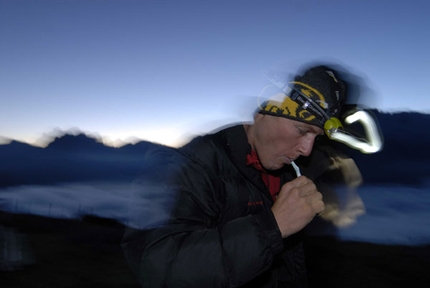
(297, 182), (318, 198)
(305, 191), (323, 204)
(287, 175), (312, 188)
(311, 200), (325, 214)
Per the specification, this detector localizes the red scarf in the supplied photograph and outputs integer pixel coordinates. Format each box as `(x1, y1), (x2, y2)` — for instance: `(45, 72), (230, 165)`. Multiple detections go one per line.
(246, 150), (280, 201)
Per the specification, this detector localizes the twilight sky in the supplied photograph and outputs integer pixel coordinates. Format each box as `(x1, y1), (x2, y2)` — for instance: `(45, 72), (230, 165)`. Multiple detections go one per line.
(1, 0), (429, 147)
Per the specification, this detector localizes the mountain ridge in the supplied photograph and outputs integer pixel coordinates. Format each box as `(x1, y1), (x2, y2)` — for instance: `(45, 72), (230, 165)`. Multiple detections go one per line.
(1, 111), (429, 187)
(0, 132), (160, 187)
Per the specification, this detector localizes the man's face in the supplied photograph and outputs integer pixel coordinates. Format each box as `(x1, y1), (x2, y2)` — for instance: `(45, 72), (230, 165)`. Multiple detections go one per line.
(251, 114), (324, 171)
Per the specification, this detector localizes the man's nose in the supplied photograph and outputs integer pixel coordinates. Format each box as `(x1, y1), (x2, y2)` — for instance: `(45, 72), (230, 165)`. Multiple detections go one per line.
(298, 135), (315, 157)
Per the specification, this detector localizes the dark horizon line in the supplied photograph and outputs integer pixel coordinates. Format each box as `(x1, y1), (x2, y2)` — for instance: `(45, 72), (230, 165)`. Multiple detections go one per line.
(1, 109), (429, 148)
(0, 130), (149, 148)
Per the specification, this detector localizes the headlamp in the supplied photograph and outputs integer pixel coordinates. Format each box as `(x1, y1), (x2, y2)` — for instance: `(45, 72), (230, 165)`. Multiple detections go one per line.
(326, 110), (383, 154)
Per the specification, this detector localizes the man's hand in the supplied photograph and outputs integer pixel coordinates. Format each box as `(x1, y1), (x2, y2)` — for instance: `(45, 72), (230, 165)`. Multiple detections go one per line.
(271, 176), (324, 238)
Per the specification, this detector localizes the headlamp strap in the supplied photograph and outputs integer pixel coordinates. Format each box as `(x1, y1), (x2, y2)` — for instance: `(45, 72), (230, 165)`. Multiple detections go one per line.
(290, 88), (329, 127)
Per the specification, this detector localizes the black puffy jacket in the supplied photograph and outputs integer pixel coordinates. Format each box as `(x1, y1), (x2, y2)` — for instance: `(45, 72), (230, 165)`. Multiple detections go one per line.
(122, 125), (332, 288)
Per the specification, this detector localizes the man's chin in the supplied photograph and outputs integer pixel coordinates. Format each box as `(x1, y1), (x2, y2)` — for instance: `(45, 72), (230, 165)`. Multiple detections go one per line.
(265, 162), (284, 172)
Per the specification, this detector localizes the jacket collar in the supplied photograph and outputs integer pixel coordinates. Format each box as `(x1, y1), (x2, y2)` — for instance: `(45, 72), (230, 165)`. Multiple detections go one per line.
(216, 125), (273, 201)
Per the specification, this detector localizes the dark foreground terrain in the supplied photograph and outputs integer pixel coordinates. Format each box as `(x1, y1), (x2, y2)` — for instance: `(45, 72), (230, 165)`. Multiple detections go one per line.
(0, 212), (138, 288)
(1, 212), (429, 288)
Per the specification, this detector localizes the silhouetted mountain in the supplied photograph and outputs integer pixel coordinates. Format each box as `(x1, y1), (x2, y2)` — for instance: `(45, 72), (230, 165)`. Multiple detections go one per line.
(0, 133), (161, 187)
(47, 133), (110, 152)
(1, 111), (429, 187)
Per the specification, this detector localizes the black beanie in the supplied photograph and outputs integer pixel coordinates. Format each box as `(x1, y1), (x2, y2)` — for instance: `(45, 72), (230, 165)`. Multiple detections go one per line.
(260, 65), (346, 128)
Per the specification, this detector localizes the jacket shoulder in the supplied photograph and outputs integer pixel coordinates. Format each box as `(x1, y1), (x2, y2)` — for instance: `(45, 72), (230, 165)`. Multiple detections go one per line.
(178, 133), (226, 175)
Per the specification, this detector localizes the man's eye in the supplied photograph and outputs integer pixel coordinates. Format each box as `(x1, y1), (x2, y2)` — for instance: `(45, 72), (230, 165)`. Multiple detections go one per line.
(297, 127), (307, 136)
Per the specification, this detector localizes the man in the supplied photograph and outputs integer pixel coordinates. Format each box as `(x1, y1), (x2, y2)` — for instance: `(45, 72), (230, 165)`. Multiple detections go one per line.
(122, 64), (350, 287)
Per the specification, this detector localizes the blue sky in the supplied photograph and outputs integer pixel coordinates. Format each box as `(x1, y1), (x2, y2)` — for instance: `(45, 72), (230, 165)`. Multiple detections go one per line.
(1, 0), (429, 147)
